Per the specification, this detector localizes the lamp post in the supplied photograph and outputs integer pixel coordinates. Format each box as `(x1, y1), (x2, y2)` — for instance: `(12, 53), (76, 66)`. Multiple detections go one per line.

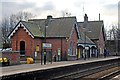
(84, 30), (87, 60)
(43, 21), (48, 65)
(83, 28), (91, 60)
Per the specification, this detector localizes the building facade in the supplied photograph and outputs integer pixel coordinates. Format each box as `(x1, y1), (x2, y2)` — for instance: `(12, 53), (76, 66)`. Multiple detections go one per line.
(78, 14), (105, 57)
(8, 16), (79, 61)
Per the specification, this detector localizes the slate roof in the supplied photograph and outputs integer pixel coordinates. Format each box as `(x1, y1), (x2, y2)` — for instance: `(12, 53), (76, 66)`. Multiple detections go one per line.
(21, 21), (43, 37)
(78, 20), (104, 40)
(8, 16), (78, 39)
(78, 26), (95, 45)
(28, 17), (77, 38)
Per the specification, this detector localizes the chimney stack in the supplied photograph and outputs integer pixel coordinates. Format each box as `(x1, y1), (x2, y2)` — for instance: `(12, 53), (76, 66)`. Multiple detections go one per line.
(84, 14), (88, 22)
(47, 15), (52, 19)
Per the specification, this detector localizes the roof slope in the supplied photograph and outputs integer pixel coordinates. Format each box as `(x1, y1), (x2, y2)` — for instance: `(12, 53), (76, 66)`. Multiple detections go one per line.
(78, 21), (104, 39)
(21, 21), (43, 37)
(8, 16), (78, 39)
(28, 17), (77, 37)
(78, 32), (95, 44)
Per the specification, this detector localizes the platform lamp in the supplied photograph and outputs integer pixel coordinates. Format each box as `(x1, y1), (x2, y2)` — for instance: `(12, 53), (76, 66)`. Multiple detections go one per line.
(84, 29), (87, 60)
(38, 25), (43, 65)
(43, 20), (48, 65)
(83, 27), (91, 60)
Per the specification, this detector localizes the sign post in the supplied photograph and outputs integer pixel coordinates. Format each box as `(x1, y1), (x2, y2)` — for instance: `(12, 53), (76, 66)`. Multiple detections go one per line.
(42, 43), (52, 49)
(58, 48), (61, 61)
(42, 43), (52, 64)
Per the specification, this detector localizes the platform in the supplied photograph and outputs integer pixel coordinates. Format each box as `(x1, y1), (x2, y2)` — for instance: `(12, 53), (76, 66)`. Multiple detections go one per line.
(0, 56), (119, 77)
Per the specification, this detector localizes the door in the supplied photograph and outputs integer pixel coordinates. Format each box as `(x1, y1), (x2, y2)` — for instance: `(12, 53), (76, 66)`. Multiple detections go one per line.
(20, 41), (25, 55)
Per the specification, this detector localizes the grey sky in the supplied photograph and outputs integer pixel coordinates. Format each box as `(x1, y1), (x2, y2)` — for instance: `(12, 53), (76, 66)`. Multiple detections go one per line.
(0, 0), (119, 30)
(118, 1), (120, 29)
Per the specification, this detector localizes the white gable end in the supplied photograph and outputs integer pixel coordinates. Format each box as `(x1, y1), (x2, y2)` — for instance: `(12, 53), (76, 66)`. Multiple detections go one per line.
(8, 22), (34, 39)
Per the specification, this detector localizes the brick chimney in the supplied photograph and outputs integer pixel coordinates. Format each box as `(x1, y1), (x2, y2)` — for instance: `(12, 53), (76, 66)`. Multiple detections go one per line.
(83, 14), (88, 28)
(84, 14), (88, 22)
(47, 15), (52, 19)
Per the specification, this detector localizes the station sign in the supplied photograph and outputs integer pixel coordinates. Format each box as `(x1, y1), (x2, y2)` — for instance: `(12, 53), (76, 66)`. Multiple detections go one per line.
(42, 43), (52, 49)
(85, 46), (89, 50)
(58, 48), (61, 55)
(36, 45), (39, 51)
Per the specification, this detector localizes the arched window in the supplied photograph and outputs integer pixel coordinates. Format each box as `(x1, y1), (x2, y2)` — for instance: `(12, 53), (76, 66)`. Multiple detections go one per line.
(68, 41), (73, 55)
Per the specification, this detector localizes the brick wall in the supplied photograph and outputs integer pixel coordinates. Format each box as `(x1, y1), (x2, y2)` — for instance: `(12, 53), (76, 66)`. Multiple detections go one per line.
(1, 51), (20, 65)
(33, 38), (42, 60)
(11, 25), (78, 61)
(98, 31), (105, 55)
(11, 26), (34, 57)
(45, 38), (67, 60)
(67, 27), (78, 60)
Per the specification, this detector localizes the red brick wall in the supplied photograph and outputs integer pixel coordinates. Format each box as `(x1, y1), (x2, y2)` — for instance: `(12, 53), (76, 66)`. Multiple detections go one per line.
(11, 26), (78, 61)
(98, 31), (105, 55)
(2, 51), (20, 65)
(68, 27), (78, 56)
(33, 38), (42, 59)
(44, 27), (78, 60)
(45, 38), (67, 60)
(11, 26), (34, 57)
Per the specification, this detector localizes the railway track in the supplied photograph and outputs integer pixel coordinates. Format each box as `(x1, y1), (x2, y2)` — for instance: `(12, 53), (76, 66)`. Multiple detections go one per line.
(98, 69), (120, 80)
(52, 62), (120, 80)
(2, 58), (120, 80)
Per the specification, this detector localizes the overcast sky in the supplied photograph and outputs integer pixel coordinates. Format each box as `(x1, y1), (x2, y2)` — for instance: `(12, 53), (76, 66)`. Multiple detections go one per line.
(0, 0), (119, 30)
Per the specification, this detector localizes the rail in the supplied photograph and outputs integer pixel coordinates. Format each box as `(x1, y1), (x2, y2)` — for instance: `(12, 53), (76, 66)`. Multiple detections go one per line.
(1, 57), (120, 80)
(52, 62), (119, 80)
(98, 70), (120, 80)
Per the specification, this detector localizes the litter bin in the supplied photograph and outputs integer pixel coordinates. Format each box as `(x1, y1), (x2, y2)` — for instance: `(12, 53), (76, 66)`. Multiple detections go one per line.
(0, 58), (10, 66)
(26, 58), (33, 64)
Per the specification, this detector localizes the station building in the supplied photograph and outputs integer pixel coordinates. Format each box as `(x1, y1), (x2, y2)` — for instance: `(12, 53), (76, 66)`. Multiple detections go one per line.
(8, 16), (79, 61)
(8, 15), (105, 61)
(77, 14), (105, 57)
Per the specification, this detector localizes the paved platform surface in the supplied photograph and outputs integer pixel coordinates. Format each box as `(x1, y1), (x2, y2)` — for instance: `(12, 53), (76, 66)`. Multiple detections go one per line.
(0, 56), (119, 77)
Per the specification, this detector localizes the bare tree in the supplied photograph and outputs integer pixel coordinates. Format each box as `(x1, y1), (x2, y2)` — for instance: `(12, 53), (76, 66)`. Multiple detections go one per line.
(61, 10), (71, 17)
(106, 25), (118, 40)
(116, 29), (120, 39)
(9, 14), (16, 32)
(9, 11), (36, 31)
(1, 18), (10, 48)
(116, 28), (120, 55)
(106, 25), (119, 55)
(1, 11), (36, 48)
(23, 12), (35, 21)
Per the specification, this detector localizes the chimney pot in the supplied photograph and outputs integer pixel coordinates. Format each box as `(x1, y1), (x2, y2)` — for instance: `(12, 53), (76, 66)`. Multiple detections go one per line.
(84, 14), (88, 21)
(47, 15), (52, 19)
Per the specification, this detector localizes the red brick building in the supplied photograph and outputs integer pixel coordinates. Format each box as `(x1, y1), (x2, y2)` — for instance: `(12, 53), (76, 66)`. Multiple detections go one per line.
(78, 14), (105, 57)
(8, 16), (79, 61)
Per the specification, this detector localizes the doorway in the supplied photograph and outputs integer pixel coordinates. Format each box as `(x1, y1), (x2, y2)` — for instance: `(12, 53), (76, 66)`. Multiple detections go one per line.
(20, 41), (25, 55)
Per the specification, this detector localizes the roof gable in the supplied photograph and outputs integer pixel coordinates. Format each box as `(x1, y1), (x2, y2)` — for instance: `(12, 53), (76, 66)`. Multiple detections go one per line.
(8, 21), (34, 38)
(78, 20), (104, 39)
(78, 29), (95, 44)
